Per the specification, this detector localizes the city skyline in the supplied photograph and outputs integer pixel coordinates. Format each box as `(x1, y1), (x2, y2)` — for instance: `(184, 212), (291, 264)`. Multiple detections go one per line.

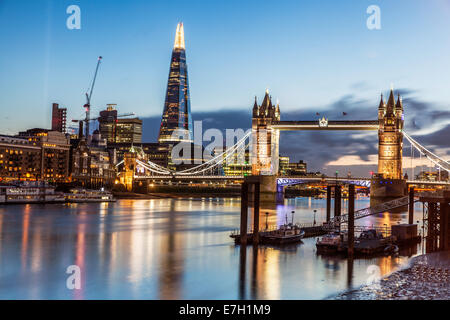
(0, 1), (450, 304)
(0, 0), (449, 175)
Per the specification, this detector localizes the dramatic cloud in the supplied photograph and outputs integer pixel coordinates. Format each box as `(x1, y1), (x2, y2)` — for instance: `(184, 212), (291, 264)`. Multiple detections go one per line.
(142, 90), (449, 177)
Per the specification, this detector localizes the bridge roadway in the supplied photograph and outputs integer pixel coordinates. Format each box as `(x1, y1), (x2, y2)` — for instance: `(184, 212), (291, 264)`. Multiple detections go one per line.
(134, 175), (450, 188)
(271, 120), (379, 131)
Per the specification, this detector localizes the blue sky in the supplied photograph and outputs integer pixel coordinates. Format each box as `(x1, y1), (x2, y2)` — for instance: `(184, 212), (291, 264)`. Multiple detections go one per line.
(1, 0), (450, 130)
(0, 0), (449, 174)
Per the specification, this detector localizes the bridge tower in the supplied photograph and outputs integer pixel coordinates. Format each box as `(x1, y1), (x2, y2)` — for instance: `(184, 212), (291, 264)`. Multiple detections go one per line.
(248, 90), (281, 204)
(122, 150), (137, 192)
(251, 90), (280, 176)
(372, 89), (407, 200)
(377, 89), (404, 179)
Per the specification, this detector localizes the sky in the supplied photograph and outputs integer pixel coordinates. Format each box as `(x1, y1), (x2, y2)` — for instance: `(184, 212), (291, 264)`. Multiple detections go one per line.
(0, 0), (449, 176)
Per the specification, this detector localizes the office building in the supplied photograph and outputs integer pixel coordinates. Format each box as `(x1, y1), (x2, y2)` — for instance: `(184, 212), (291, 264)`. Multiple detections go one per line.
(51, 103), (67, 133)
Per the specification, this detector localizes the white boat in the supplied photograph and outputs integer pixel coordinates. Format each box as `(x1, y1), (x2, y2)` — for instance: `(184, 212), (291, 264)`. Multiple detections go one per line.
(65, 188), (115, 203)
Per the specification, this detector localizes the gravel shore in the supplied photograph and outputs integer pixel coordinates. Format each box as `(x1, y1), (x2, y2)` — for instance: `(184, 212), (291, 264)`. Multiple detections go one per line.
(334, 251), (450, 300)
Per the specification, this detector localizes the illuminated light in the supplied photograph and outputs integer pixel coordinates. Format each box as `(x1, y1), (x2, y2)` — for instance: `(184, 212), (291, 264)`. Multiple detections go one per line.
(173, 22), (185, 49)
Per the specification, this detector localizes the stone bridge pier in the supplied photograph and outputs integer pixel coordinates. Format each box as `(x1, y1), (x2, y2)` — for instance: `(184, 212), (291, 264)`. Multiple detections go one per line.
(245, 175), (281, 205)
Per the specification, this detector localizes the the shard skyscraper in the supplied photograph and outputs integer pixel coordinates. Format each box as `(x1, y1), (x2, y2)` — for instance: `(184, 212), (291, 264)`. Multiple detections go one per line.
(158, 22), (193, 143)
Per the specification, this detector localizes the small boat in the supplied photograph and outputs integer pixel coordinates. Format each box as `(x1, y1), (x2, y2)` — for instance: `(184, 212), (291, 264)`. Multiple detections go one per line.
(316, 233), (342, 254)
(261, 223), (305, 244)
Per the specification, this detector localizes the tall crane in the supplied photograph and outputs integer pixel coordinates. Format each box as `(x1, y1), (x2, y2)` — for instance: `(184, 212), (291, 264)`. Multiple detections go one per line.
(84, 56), (102, 138)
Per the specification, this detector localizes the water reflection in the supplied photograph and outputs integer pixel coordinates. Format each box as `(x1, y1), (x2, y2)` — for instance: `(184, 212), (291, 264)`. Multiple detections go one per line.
(158, 200), (184, 299)
(0, 197), (423, 299)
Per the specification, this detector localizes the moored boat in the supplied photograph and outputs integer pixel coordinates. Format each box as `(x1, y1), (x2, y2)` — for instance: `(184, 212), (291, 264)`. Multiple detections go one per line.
(316, 233), (342, 254)
(0, 182), (65, 204)
(65, 188), (115, 203)
(261, 223), (305, 244)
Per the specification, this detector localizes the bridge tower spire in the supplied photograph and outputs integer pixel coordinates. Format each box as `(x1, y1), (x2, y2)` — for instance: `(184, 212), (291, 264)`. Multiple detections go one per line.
(378, 93), (385, 119)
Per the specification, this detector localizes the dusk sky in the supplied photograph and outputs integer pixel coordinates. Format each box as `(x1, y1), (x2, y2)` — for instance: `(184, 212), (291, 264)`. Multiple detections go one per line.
(1, 0), (449, 175)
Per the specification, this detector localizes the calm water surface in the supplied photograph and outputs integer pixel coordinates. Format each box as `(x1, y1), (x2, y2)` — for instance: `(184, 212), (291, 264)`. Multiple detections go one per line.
(0, 197), (425, 299)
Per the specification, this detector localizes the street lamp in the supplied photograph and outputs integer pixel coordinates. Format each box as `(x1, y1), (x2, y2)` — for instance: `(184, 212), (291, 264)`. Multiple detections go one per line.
(313, 209), (317, 226)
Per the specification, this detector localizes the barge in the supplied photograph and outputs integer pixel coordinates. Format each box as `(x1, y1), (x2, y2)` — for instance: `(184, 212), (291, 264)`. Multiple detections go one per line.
(0, 183), (115, 204)
(0, 182), (64, 204)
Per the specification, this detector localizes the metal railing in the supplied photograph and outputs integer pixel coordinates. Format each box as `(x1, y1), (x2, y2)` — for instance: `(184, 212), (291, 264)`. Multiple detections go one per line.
(325, 196), (411, 229)
(230, 222), (323, 236)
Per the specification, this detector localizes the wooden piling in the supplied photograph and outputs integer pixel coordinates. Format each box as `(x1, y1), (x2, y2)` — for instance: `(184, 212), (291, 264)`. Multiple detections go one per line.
(326, 186), (331, 222)
(440, 202), (449, 251)
(334, 185), (341, 218)
(348, 185), (355, 257)
(408, 187), (415, 225)
(240, 182), (249, 246)
(253, 182), (260, 244)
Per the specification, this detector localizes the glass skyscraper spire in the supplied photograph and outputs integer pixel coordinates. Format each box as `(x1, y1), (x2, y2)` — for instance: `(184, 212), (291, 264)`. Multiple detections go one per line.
(158, 22), (193, 143)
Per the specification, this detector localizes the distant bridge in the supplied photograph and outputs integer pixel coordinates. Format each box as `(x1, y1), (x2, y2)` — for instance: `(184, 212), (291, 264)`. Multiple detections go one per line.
(134, 174), (450, 188)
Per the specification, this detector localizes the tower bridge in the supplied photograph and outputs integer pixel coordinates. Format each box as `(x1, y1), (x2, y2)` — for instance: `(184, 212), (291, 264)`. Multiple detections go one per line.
(119, 87), (449, 201)
(117, 22), (448, 203)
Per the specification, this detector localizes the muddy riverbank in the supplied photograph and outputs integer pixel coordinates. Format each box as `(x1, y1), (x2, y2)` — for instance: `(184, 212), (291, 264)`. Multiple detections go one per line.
(334, 251), (450, 300)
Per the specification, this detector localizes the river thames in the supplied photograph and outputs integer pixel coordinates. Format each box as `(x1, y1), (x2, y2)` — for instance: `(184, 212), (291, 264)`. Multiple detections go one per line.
(0, 197), (425, 299)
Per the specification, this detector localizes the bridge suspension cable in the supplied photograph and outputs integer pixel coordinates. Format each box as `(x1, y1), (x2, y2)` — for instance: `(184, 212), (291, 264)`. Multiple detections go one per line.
(174, 131), (251, 175)
(403, 131), (450, 173)
(135, 131), (252, 176)
(136, 159), (172, 175)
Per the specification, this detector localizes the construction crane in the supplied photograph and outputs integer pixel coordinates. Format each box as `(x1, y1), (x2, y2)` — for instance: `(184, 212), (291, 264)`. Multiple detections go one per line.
(84, 56), (103, 138)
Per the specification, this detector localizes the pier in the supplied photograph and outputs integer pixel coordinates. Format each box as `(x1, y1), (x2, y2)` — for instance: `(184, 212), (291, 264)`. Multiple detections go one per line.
(237, 179), (427, 256)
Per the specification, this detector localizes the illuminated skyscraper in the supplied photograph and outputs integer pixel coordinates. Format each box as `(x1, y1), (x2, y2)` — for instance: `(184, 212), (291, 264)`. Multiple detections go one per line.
(158, 22), (193, 143)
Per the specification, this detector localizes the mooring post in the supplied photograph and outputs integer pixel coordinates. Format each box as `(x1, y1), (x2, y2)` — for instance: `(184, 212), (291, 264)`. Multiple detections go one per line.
(439, 202), (449, 251)
(426, 203), (438, 253)
(240, 182), (249, 246)
(408, 187), (415, 225)
(334, 185), (341, 218)
(348, 184), (355, 257)
(326, 185), (331, 222)
(253, 182), (260, 245)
